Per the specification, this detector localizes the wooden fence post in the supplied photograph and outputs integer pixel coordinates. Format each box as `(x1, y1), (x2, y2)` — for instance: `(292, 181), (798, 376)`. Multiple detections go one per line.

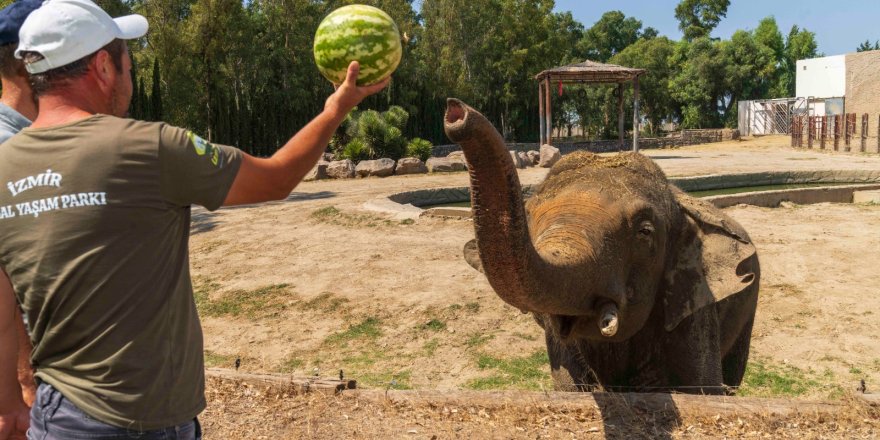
(807, 117), (814, 148)
(832, 115), (839, 150)
(861, 114), (868, 153)
(820, 116), (827, 149)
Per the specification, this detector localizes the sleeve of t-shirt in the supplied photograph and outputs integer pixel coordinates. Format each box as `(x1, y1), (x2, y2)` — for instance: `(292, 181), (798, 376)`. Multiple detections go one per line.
(158, 124), (243, 211)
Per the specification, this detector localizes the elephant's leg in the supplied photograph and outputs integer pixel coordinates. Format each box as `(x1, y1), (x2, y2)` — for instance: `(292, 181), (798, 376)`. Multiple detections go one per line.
(721, 314), (755, 390)
(545, 331), (597, 392)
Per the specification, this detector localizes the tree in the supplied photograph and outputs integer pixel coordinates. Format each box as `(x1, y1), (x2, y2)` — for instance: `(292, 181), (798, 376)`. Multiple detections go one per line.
(611, 37), (677, 134)
(778, 25), (819, 96)
(856, 40), (880, 52)
(675, 0), (730, 41)
(579, 11), (646, 62)
(150, 58), (163, 121)
(670, 38), (729, 128)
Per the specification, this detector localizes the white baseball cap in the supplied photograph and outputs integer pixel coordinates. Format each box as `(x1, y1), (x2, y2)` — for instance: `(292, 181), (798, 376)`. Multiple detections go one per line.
(15, 0), (147, 74)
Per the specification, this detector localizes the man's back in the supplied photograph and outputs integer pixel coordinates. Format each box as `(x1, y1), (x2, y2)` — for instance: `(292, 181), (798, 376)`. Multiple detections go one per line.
(0, 114), (240, 430)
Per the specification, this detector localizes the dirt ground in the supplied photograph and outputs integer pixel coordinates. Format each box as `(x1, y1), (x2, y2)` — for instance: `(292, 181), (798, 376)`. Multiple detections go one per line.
(191, 136), (880, 437)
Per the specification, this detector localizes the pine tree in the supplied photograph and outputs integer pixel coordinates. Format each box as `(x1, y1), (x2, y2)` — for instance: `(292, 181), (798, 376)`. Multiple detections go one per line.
(151, 58), (163, 121)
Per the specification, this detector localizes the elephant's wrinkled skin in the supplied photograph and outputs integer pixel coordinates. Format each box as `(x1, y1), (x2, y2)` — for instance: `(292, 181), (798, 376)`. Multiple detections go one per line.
(445, 99), (759, 394)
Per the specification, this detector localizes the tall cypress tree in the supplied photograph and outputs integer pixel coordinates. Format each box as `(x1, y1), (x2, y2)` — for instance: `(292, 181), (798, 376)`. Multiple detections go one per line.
(151, 58), (163, 121)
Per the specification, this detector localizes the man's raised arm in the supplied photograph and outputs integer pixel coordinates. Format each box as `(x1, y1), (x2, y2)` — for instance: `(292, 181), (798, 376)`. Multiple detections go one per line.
(223, 62), (389, 206)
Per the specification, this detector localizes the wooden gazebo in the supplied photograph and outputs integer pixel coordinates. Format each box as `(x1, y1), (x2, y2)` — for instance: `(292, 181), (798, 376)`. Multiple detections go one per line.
(535, 61), (646, 151)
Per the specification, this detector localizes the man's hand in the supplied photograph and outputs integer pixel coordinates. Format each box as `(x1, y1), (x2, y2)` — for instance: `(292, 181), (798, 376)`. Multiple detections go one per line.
(0, 403), (29, 440)
(324, 61), (390, 121)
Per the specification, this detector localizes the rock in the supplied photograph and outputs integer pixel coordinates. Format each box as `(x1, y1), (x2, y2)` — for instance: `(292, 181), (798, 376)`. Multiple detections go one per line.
(327, 159), (356, 179)
(509, 151), (525, 169)
(539, 144), (561, 168)
(395, 157), (428, 175)
(323, 152), (335, 162)
(426, 157), (467, 173)
(517, 151), (531, 168)
(446, 151), (465, 161)
(355, 158), (396, 178)
(526, 150), (540, 165)
(304, 160), (329, 181)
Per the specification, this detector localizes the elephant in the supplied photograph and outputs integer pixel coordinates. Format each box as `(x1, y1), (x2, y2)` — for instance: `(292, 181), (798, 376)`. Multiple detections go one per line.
(444, 99), (759, 395)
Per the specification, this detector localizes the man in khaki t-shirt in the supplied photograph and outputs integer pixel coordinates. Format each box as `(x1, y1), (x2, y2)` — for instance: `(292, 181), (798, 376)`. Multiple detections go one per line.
(0, 0), (387, 438)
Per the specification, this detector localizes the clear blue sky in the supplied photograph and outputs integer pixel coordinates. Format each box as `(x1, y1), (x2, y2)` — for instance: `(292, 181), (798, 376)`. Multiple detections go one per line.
(412, 0), (880, 56)
(553, 0), (878, 56)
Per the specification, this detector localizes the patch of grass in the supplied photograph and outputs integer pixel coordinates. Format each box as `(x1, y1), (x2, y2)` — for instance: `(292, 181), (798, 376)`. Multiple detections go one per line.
(300, 292), (349, 313)
(310, 205), (395, 228)
(324, 317), (382, 347)
(279, 356), (305, 373)
(399, 218), (415, 225)
(464, 302), (481, 313)
(198, 284), (295, 318)
(849, 367), (863, 375)
(786, 157), (818, 161)
(466, 333), (494, 348)
(465, 350), (552, 391)
(358, 371), (412, 389)
(739, 360), (842, 398)
(513, 332), (538, 341)
(423, 339), (440, 356)
(422, 319), (446, 331)
(204, 350), (238, 369)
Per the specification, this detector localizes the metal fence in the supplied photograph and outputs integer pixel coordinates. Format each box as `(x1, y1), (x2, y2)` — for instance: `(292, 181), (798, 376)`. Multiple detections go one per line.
(738, 98), (809, 136)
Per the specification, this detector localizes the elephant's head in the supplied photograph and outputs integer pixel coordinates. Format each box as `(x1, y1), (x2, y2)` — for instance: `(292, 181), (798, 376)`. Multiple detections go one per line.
(446, 99), (756, 343)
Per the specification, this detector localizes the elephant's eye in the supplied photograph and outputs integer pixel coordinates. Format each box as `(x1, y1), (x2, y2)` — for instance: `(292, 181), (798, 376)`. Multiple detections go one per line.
(637, 222), (654, 237)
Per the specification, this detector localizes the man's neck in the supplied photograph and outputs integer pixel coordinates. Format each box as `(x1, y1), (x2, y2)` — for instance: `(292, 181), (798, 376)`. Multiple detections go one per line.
(0, 76), (37, 121)
(30, 85), (109, 129)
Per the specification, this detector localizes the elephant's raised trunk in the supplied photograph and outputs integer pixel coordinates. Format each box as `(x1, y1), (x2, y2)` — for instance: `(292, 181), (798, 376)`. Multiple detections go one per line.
(444, 99), (600, 317)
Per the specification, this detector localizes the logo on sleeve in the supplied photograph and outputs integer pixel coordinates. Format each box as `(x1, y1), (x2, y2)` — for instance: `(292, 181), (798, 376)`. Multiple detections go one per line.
(186, 131), (220, 166)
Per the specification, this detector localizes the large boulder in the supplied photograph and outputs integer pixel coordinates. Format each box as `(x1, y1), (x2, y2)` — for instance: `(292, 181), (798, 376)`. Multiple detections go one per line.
(356, 158), (396, 178)
(539, 144), (561, 168)
(327, 159), (356, 179)
(395, 157), (428, 175)
(509, 151), (525, 169)
(426, 157), (467, 173)
(446, 151), (466, 162)
(304, 160), (329, 181)
(517, 151), (531, 168)
(526, 150), (540, 166)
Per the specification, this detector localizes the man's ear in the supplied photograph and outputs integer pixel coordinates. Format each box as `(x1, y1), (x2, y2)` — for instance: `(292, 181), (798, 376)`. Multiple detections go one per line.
(91, 50), (116, 93)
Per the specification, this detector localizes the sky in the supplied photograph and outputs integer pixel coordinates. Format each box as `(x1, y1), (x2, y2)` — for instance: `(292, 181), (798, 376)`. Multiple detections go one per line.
(552, 0), (879, 56)
(412, 0), (880, 56)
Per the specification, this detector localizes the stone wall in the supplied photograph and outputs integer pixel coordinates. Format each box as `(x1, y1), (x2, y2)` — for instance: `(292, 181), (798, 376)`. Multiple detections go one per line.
(431, 128), (739, 157)
(845, 50), (880, 122)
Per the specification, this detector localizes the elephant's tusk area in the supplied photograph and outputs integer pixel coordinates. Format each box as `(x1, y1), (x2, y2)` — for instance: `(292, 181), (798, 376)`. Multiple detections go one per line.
(599, 303), (619, 337)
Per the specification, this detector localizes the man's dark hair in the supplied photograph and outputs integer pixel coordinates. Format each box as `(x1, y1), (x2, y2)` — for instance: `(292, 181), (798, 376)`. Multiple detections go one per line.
(19, 39), (126, 96)
(0, 43), (25, 78)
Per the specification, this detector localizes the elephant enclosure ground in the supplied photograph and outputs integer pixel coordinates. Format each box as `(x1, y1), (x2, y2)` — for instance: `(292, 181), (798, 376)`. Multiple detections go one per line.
(191, 136), (880, 438)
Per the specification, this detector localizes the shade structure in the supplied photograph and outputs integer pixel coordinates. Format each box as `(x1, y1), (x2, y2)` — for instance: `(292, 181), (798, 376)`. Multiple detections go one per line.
(536, 60), (645, 151)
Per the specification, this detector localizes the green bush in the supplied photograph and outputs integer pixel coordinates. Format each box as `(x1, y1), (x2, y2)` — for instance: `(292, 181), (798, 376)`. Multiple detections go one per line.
(340, 138), (370, 162)
(406, 138), (433, 161)
(332, 106), (420, 161)
(382, 106), (409, 131)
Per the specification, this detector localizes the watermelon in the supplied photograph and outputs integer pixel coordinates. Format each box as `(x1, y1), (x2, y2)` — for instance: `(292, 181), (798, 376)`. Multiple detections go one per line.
(314, 5), (402, 86)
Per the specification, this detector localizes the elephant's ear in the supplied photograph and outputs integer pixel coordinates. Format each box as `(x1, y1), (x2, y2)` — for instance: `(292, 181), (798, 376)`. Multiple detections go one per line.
(463, 239), (484, 273)
(663, 189), (757, 331)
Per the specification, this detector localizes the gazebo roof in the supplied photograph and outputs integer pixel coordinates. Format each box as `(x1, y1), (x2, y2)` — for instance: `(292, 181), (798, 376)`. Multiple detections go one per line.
(535, 60), (646, 84)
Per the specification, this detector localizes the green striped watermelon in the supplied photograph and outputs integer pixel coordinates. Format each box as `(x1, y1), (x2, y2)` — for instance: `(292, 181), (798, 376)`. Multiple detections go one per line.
(314, 5), (402, 86)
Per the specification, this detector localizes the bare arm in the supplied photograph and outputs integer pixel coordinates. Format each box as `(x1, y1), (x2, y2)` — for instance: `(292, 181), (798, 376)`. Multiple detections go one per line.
(13, 306), (34, 408)
(224, 62), (389, 206)
(0, 269), (29, 439)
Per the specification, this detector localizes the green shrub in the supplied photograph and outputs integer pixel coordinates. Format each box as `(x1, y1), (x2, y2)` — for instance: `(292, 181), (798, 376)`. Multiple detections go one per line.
(382, 106), (409, 131)
(340, 138), (370, 162)
(380, 126), (407, 159)
(405, 138), (433, 161)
